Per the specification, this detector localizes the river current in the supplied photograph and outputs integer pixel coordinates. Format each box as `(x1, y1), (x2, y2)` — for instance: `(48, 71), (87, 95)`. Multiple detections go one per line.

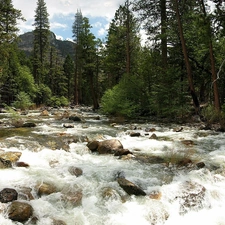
(0, 107), (225, 225)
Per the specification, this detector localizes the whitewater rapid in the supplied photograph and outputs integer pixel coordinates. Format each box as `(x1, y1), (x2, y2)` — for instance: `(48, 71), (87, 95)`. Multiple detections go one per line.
(0, 108), (224, 224)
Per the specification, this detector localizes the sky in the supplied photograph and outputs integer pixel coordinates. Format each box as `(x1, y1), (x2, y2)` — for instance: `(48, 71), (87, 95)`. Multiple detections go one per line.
(12, 0), (126, 41)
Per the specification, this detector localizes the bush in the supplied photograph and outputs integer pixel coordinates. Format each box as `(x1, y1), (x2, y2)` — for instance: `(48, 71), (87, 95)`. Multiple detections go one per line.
(46, 96), (69, 107)
(201, 104), (220, 124)
(12, 92), (33, 110)
(101, 83), (138, 117)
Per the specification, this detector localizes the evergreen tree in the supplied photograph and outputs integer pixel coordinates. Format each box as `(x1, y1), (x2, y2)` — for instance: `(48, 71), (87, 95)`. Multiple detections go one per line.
(80, 17), (99, 109)
(0, 0), (25, 105)
(63, 55), (74, 100)
(72, 10), (83, 105)
(32, 0), (50, 85)
(104, 3), (140, 87)
(0, 0), (24, 44)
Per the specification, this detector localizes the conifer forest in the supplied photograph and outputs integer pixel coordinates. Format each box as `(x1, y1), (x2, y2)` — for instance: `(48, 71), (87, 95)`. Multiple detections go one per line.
(1, 0), (225, 124)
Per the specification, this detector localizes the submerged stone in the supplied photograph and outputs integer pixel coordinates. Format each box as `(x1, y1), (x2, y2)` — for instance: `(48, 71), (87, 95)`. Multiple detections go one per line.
(7, 201), (33, 222)
(117, 177), (146, 196)
(0, 188), (18, 203)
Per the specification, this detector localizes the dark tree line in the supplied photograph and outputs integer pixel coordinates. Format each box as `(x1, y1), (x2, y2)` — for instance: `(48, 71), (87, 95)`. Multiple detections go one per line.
(1, 0), (225, 124)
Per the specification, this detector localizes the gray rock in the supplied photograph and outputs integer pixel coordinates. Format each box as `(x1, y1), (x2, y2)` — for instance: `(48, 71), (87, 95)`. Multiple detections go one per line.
(117, 177), (146, 196)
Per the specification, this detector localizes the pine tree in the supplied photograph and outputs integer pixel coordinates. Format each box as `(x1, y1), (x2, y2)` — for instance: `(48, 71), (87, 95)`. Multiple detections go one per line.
(0, 0), (25, 105)
(104, 3), (140, 87)
(72, 10), (83, 105)
(63, 55), (74, 100)
(0, 0), (24, 44)
(32, 0), (50, 85)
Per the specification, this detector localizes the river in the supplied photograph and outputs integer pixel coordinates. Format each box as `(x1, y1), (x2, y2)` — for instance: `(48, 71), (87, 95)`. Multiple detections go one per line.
(0, 106), (225, 225)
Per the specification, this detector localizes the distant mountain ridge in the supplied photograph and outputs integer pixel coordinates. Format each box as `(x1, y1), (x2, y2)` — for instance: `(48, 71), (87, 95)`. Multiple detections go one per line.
(18, 31), (74, 58)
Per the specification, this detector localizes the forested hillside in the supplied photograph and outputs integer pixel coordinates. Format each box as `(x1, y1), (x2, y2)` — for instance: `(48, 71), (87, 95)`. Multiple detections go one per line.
(1, 0), (225, 125)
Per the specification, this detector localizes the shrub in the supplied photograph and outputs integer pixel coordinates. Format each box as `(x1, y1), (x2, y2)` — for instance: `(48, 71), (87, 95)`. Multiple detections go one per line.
(12, 92), (33, 110)
(101, 84), (137, 117)
(46, 96), (69, 107)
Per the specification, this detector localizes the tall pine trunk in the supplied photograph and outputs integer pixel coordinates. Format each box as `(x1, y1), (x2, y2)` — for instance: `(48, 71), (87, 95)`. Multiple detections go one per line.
(173, 0), (200, 113)
(199, 0), (220, 111)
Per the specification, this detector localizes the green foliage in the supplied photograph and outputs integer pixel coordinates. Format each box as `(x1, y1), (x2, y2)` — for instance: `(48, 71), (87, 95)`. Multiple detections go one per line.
(101, 75), (142, 117)
(17, 65), (37, 98)
(0, 0), (25, 43)
(201, 104), (221, 124)
(34, 84), (52, 105)
(12, 91), (33, 110)
(46, 96), (69, 107)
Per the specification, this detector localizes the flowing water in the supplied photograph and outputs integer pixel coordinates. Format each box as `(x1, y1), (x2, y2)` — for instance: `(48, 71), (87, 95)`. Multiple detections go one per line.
(0, 107), (225, 225)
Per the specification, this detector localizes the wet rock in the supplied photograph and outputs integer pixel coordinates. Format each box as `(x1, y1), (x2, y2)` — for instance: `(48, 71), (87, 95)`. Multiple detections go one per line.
(177, 158), (192, 167)
(146, 202), (169, 224)
(22, 122), (36, 128)
(149, 191), (162, 200)
(117, 177), (146, 196)
(17, 187), (34, 200)
(0, 151), (22, 162)
(52, 219), (67, 225)
(68, 166), (83, 177)
(11, 119), (24, 128)
(0, 158), (12, 169)
(61, 189), (83, 207)
(145, 127), (156, 132)
(119, 154), (135, 160)
(196, 162), (205, 169)
(40, 110), (49, 116)
(114, 149), (133, 156)
(37, 182), (57, 196)
(181, 140), (194, 146)
(173, 127), (183, 132)
(97, 139), (123, 154)
(130, 132), (141, 137)
(15, 161), (30, 168)
(69, 115), (82, 122)
(87, 140), (99, 151)
(101, 187), (121, 201)
(63, 123), (74, 128)
(135, 154), (165, 164)
(149, 133), (158, 140)
(0, 188), (18, 203)
(7, 201), (33, 222)
(177, 181), (206, 214)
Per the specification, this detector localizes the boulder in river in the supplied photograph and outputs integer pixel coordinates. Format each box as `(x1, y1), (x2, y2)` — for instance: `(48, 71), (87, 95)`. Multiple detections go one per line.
(87, 140), (99, 151)
(0, 188), (18, 203)
(117, 177), (146, 196)
(22, 122), (36, 128)
(40, 110), (49, 116)
(69, 115), (82, 122)
(7, 201), (33, 222)
(177, 181), (206, 214)
(68, 166), (83, 177)
(37, 182), (57, 196)
(0, 151), (22, 162)
(63, 123), (74, 128)
(52, 219), (67, 225)
(61, 186), (83, 207)
(97, 139), (123, 154)
(0, 158), (12, 169)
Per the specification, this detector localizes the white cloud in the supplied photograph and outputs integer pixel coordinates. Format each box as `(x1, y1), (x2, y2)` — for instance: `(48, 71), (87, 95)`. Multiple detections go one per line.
(12, 0), (124, 39)
(98, 28), (106, 36)
(50, 22), (67, 29)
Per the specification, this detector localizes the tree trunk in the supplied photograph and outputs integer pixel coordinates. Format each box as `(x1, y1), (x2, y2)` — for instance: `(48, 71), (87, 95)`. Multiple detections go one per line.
(126, 0), (131, 74)
(173, 0), (200, 113)
(161, 0), (167, 68)
(199, 0), (220, 111)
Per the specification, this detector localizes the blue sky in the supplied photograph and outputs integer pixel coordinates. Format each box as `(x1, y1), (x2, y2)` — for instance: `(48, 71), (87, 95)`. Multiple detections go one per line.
(12, 0), (125, 41)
